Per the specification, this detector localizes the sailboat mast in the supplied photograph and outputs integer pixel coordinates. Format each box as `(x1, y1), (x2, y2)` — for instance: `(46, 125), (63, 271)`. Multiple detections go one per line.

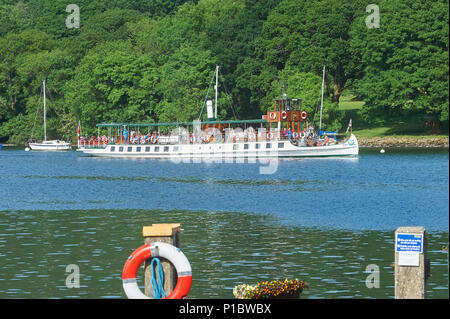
(319, 66), (325, 132)
(43, 79), (47, 141)
(214, 65), (219, 120)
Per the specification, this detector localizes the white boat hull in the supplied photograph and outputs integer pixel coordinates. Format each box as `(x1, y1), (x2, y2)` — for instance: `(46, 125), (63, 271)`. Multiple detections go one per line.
(29, 140), (72, 151)
(77, 135), (358, 159)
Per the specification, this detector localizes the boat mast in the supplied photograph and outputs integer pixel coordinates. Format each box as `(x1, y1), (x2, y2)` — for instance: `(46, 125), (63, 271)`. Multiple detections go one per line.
(43, 79), (47, 141)
(319, 66), (325, 132)
(214, 65), (219, 120)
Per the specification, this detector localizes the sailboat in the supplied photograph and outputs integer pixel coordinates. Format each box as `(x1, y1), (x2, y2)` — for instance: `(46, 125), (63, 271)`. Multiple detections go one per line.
(29, 79), (72, 151)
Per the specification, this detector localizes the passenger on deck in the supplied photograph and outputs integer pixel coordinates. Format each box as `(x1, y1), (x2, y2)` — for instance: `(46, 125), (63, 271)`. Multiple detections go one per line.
(287, 129), (292, 139)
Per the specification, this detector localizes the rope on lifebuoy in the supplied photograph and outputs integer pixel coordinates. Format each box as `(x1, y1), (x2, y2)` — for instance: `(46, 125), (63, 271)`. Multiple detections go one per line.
(122, 242), (192, 299)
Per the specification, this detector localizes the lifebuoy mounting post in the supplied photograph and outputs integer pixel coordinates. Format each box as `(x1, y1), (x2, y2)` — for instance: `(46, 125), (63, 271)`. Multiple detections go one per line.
(142, 223), (182, 297)
(122, 241), (192, 299)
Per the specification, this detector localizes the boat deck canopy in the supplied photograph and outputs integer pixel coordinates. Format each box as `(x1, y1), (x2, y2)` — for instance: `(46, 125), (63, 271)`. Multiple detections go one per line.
(96, 119), (268, 128)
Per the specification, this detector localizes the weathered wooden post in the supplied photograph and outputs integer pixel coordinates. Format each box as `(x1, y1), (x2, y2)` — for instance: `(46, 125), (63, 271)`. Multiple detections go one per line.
(394, 226), (430, 299)
(142, 223), (181, 297)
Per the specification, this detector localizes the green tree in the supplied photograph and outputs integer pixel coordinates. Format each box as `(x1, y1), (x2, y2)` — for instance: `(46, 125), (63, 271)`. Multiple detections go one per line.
(155, 45), (220, 123)
(64, 41), (157, 133)
(350, 0), (449, 124)
(0, 29), (67, 143)
(258, 0), (361, 103)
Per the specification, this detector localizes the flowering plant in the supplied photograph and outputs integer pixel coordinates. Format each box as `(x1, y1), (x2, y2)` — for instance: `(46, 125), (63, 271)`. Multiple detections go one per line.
(233, 279), (308, 299)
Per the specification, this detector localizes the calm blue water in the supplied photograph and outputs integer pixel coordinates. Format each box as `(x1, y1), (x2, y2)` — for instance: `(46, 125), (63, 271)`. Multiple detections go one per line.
(1, 148), (448, 231)
(0, 147), (448, 298)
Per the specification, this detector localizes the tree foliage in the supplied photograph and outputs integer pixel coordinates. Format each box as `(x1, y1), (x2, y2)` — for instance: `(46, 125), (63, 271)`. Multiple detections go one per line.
(0, 0), (448, 144)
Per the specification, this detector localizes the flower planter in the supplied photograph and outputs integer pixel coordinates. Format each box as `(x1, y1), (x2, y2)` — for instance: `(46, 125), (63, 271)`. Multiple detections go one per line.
(233, 279), (307, 299)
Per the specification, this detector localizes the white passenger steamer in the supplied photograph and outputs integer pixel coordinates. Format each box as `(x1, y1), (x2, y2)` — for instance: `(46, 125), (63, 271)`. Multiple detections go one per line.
(77, 66), (358, 159)
(77, 101), (358, 158)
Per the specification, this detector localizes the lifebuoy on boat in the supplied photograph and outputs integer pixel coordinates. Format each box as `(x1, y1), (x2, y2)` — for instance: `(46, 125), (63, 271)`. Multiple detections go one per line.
(300, 111), (307, 120)
(190, 136), (196, 143)
(281, 111), (287, 120)
(266, 132), (273, 140)
(269, 112), (277, 120)
(122, 242), (192, 299)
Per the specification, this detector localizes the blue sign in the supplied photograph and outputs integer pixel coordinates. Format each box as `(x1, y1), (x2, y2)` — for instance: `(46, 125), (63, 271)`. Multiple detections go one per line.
(396, 233), (423, 253)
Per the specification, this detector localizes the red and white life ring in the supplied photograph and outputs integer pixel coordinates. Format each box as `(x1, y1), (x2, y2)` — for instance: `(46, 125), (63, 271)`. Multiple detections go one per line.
(300, 111), (307, 120)
(266, 132), (273, 140)
(281, 111), (287, 120)
(269, 112), (277, 120)
(122, 242), (192, 299)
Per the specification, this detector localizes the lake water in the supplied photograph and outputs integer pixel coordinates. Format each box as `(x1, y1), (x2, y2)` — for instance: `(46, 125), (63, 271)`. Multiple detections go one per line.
(0, 147), (448, 298)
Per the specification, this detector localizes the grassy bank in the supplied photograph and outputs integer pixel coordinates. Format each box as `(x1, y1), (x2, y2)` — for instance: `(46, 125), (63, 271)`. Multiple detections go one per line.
(339, 95), (449, 147)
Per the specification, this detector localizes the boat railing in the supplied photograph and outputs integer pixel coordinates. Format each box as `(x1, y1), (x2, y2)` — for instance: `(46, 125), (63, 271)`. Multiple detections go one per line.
(78, 130), (343, 148)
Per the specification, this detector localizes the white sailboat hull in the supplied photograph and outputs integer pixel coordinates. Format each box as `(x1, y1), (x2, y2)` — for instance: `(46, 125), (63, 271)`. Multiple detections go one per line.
(77, 135), (358, 159)
(29, 140), (72, 151)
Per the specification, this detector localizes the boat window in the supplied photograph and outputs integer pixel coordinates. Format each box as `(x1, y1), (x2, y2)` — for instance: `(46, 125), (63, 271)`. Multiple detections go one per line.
(145, 146), (150, 152)
(136, 147), (141, 152)
(164, 146), (169, 152)
(173, 146), (179, 152)
(255, 143), (260, 149)
(110, 146), (115, 152)
(244, 144), (249, 150)
(127, 147), (132, 152)
(119, 146), (124, 152)
(154, 146), (159, 152)
(278, 142), (284, 148)
(266, 143), (271, 149)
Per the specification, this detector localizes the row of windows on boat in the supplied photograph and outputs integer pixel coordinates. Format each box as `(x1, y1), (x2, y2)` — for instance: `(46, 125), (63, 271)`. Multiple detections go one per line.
(109, 142), (286, 153)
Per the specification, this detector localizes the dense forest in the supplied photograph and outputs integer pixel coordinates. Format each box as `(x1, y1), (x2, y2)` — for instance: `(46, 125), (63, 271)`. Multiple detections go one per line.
(0, 0), (448, 144)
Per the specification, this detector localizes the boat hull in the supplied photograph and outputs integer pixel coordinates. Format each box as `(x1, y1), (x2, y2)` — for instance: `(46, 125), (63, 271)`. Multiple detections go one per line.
(77, 135), (359, 159)
(29, 141), (72, 151)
